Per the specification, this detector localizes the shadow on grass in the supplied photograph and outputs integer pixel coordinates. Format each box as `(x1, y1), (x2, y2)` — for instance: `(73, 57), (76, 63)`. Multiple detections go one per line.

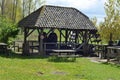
(0, 52), (48, 59)
(102, 62), (120, 68)
(0, 52), (77, 63)
(48, 56), (76, 62)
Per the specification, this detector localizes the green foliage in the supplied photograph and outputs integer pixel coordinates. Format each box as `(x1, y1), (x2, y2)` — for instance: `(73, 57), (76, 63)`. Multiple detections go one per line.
(91, 17), (98, 27)
(0, 0), (22, 22)
(1, 54), (120, 80)
(48, 56), (76, 62)
(0, 16), (19, 43)
(0, 0), (45, 22)
(99, 0), (120, 42)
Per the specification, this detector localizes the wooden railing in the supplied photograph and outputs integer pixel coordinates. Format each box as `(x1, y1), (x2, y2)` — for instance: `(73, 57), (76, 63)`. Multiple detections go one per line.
(12, 40), (82, 55)
(94, 44), (108, 59)
(107, 46), (120, 63)
(12, 40), (39, 53)
(13, 41), (23, 52)
(43, 42), (78, 51)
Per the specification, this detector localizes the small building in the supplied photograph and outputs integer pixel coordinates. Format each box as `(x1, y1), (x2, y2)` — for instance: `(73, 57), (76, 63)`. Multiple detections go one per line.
(18, 5), (97, 56)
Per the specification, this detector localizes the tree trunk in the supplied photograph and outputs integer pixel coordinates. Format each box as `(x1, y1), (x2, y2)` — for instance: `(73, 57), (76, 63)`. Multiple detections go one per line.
(22, 0), (25, 18)
(1, 0), (5, 15)
(28, 0), (32, 15)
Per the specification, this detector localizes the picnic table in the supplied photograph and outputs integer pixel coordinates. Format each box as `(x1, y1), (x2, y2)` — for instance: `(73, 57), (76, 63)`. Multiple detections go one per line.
(0, 43), (8, 54)
(107, 46), (120, 62)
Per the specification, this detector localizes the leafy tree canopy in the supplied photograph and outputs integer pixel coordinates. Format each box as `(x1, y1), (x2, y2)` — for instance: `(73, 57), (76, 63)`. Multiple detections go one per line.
(0, 16), (19, 44)
(99, 0), (120, 42)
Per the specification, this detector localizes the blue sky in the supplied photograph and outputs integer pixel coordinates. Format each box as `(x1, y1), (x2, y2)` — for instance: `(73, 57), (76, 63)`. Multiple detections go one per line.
(46, 0), (106, 23)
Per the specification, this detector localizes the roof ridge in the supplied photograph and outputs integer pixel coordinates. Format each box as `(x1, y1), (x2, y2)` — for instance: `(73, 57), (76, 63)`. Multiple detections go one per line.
(41, 5), (89, 19)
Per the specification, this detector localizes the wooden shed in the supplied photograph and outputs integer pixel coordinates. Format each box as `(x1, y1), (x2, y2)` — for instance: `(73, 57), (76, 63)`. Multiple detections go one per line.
(18, 5), (97, 56)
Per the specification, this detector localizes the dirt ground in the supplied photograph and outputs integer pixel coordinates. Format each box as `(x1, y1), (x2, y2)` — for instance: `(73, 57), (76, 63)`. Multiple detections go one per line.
(87, 57), (120, 64)
(87, 57), (107, 63)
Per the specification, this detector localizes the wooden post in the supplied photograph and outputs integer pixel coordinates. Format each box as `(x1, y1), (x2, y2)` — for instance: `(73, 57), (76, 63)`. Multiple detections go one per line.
(65, 29), (68, 44)
(40, 28), (44, 55)
(59, 29), (62, 49)
(38, 29), (40, 54)
(60, 29), (62, 43)
(107, 48), (110, 62)
(75, 30), (78, 44)
(22, 28), (29, 55)
(24, 28), (27, 43)
(117, 49), (120, 63)
(108, 33), (113, 46)
(110, 33), (112, 41)
(82, 30), (88, 55)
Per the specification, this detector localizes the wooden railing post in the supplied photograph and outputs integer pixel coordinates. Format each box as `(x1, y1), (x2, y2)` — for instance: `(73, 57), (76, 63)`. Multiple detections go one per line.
(107, 48), (110, 62)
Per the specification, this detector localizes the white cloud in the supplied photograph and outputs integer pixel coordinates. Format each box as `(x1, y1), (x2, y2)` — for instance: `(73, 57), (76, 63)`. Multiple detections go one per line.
(101, 0), (107, 4)
(46, 0), (106, 10)
(65, 0), (98, 10)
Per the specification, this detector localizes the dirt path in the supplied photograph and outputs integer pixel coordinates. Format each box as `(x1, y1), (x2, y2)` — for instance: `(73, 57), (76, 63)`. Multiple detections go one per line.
(86, 57), (107, 63)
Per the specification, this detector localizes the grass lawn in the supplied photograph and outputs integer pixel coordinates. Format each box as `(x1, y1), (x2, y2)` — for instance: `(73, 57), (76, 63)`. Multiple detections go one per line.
(0, 53), (120, 80)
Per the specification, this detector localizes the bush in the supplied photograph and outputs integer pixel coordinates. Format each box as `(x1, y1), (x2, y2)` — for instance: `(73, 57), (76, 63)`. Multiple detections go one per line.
(0, 16), (19, 44)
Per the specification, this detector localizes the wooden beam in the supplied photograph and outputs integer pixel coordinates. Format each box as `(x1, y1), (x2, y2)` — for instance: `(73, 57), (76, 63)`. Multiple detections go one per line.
(87, 31), (93, 43)
(67, 30), (71, 42)
(65, 29), (68, 43)
(83, 31), (88, 43)
(37, 29), (41, 34)
(59, 29), (62, 43)
(75, 30), (78, 43)
(26, 29), (35, 37)
(60, 30), (65, 38)
(78, 31), (85, 43)
(47, 28), (54, 35)
(58, 29), (62, 49)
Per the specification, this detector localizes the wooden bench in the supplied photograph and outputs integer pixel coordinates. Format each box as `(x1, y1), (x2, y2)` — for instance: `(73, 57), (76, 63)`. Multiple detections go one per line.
(107, 46), (120, 63)
(45, 49), (80, 59)
(46, 49), (77, 53)
(0, 43), (11, 56)
(0, 43), (8, 53)
(44, 43), (84, 59)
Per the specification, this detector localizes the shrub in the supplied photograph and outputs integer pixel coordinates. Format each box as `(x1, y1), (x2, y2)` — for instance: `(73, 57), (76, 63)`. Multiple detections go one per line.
(0, 16), (19, 44)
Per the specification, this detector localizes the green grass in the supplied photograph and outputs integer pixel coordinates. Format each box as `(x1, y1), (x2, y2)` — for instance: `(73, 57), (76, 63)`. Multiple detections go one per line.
(0, 53), (120, 80)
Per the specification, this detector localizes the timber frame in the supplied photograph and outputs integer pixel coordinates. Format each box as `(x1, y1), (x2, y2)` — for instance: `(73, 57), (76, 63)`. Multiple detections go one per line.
(22, 27), (97, 56)
(18, 5), (98, 56)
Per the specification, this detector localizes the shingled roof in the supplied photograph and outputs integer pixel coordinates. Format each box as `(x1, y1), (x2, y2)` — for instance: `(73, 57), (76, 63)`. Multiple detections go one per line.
(18, 5), (97, 30)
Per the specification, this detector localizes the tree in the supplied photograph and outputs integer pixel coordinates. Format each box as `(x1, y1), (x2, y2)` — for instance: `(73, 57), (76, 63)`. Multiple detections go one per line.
(28, 0), (32, 14)
(0, 16), (19, 43)
(0, 0), (45, 22)
(91, 17), (98, 27)
(12, 0), (18, 22)
(99, 0), (120, 42)
(22, 0), (45, 18)
(0, 0), (22, 22)
(0, 0), (5, 15)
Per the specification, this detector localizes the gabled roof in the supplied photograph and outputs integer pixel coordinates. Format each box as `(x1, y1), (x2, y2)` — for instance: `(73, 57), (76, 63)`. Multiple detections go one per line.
(18, 5), (97, 30)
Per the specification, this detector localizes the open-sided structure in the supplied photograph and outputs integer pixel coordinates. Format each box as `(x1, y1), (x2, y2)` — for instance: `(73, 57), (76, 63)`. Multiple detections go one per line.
(18, 5), (97, 56)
